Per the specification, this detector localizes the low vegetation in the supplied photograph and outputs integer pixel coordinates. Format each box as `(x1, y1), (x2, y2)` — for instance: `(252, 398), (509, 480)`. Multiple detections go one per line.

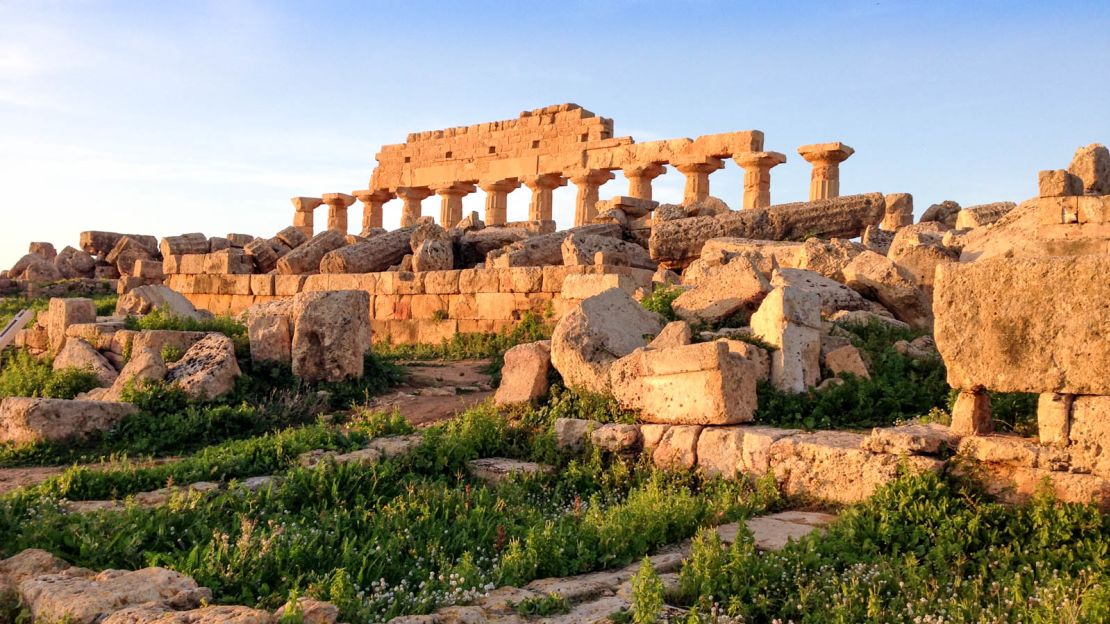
(0, 350), (100, 401)
(0, 294), (117, 328)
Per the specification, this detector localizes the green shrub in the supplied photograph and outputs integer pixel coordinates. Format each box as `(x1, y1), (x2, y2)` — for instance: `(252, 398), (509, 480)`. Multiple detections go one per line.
(124, 307), (247, 338)
(510, 593), (570, 617)
(631, 557), (664, 624)
(989, 391), (1038, 435)
(0, 350), (100, 400)
(640, 286), (682, 322)
(0, 294), (117, 328)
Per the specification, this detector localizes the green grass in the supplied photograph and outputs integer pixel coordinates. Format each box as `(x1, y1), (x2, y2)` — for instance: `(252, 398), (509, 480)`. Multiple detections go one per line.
(0, 350), (100, 400)
(670, 471), (1110, 623)
(0, 294), (117, 328)
(123, 307), (247, 337)
(640, 286), (682, 322)
(0, 404), (778, 623)
(753, 319), (950, 430)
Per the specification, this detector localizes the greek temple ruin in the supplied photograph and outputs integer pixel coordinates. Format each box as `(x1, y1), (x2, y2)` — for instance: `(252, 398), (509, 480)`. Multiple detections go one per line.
(289, 103), (855, 235)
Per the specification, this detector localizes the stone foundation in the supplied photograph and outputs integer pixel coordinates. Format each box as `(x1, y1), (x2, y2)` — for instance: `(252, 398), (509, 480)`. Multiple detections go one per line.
(166, 265), (655, 344)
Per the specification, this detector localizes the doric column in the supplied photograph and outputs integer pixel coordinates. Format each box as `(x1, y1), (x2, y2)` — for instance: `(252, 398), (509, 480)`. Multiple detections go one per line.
(521, 173), (567, 221)
(673, 157), (724, 204)
(798, 142), (855, 201)
(321, 193), (356, 233)
(431, 182), (477, 228)
(621, 162), (666, 201)
(352, 189), (394, 232)
(567, 169), (615, 226)
(478, 178), (520, 225)
(732, 152), (787, 209)
(290, 197), (323, 238)
(393, 187), (433, 228)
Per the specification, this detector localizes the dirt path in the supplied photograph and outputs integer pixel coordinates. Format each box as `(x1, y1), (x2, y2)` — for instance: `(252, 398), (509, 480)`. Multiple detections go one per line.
(0, 465), (69, 496)
(367, 359), (496, 427)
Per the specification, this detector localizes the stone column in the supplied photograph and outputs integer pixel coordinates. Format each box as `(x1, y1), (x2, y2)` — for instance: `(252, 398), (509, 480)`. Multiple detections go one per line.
(321, 193), (356, 233)
(431, 182), (477, 228)
(568, 169), (615, 226)
(674, 157), (724, 204)
(798, 142), (855, 201)
(394, 187), (433, 228)
(478, 179), (520, 225)
(352, 189), (393, 233)
(521, 174), (567, 221)
(732, 151), (786, 210)
(622, 162), (666, 201)
(290, 197), (323, 238)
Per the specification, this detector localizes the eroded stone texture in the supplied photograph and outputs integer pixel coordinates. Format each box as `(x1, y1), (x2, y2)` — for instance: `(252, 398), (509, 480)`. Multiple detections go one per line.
(561, 232), (655, 269)
(1069, 143), (1110, 195)
(291, 290), (371, 383)
(116, 285), (207, 320)
(751, 286), (821, 393)
(319, 227), (416, 274)
(103, 347), (167, 402)
(954, 202), (1017, 229)
(842, 251), (933, 330)
(652, 425), (703, 469)
(770, 268), (867, 315)
(550, 288), (663, 392)
(861, 423), (959, 455)
(1070, 396), (1110, 478)
(487, 224), (621, 268)
(277, 230), (346, 275)
(638, 341), (757, 425)
(246, 301), (293, 365)
(53, 337), (117, 387)
(494, 341), (551, 405)
(920, 200), (961, 228)
(166, 334), (241, 400)
(46, 297), (96, 352)
(672, 256), (770, 324)
(0, 398), (138, 445)
(411, 239), (454, 272)
(19, 567), (212, 624)
(934, 256), (1110, 394)
(793, 237), (862, 282)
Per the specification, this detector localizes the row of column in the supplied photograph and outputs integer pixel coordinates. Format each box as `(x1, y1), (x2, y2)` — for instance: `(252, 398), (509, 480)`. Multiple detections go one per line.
(291, 143), (854, 236)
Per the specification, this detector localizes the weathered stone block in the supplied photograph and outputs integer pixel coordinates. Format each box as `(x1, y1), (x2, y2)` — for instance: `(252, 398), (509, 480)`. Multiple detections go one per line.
(495, 341), (551, 405)
(46, 297), (96, 352)
(0, 398), (138, 445)
(638, 341), (757, 425)
(292, 290), (371, 383)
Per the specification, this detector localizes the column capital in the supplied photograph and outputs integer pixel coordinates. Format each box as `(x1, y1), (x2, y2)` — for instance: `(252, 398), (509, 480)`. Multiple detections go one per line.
(797, 142), (854, 165)
(566, 168), (615, 186)
(321, 192), (356, 208)
(352, 189), (394, 203)
(672, 156), (725, 175)
(478, 178), (521, 193)
(430, 181), (478, 196)
(393, 186), (434, 201)
(521, 173), (567, 191)
(732, 151), (787, 169)
(622, 162), (666, 179)
(290, 196), (323, 212)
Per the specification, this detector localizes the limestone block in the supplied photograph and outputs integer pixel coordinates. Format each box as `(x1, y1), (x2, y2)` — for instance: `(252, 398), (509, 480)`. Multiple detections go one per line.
(1069, 143), (1110, 195)
(277, 229), (346, 275)
(1069, 396), (1110, 478)
(412, 239), (454, 272)
(886, 226), (959, 293)
(0, 398), (138, 445)
(1078, 196), (1110, 224)
(459, 268), (502, 293)
(46, 297), (96, 352)
(54, 246), (96, 279)
(934, 256), (1110, 394)
(650, 320), (692, 349)
(722, 339), (770, 382)
(52, 338), (117, 387)
(561, 232), (656, 270)
(116, 285), (207, 320)
(860, 423), (959, 455)
(467, 458), (554, 485)
(770, 268), (868, 315)
(106, 236), (156, 277)
(672, 256), (770, 325)
(423, 270), (461, 294)
(499, 267), (544, 293)
(920, 200), (960, 227)
(456, 227), (530, 267)
(159, 233), (209, 257)
(554, 417), (592, 452)
(1039, 169), (1083, 198)
(180, 254), (207, 275)
(842, 251), (933, 330)
(18, 566), (211, 624)
(273, 226), (307, 250)
(486, 224), (621, 268)
(881, 193), (914, 230)
(751, 286), (821, 393)
(250, 274), (275, 297)
(652, 425), (703, 469)
(410, 294), (448, 319)
(292, 290), (371, 383)
(793, 237), (863, 282)
(244, 238), (279, 273)
(769, 431), (944, 503)
(494, 341), (552, 405)
(474, 293), (517, 320)
(696, 426), (745, 478)
(824, 344), (870, 379)
(1037, 393), (1072, 446)
(208, 237), (231, 252)
(550, 288), (664, 392)
(64, 321), (124, 351)
(638, 341), (757, 425)
(80, 231), (126, 256)
(203, 249), (252, 275)
(951, 389), (992, 436)
(862, 226), (894, 255)
(954, 202), (1017, 229)
(738, 426), (800, 474)
(166, 333), (241, 400)
(247, 301), (293, 365)
(561, 273), (638, 300)
(102, 347), (167, 402)
(274, 274), (307, 296)
(591, 424), (641, 453)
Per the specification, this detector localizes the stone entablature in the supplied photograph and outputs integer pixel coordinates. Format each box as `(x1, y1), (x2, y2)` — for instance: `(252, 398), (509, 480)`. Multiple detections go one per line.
(166, 265), (656, 345)
(289, 104), (854, 234)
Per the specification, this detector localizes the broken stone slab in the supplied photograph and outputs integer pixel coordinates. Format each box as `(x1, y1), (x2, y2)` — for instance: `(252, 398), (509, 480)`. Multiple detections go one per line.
(276, 229), (347, 275)
(494, 340), (551, 405)
(637, 341), (757, 425)
(934, 256), (1110, 395)
(842, 250), (933, 330)
(860, 423), (959, 456)
(954, 202), (1017, 229)
(53, 337), (117, 387)
(648, 193), (884, 267)
(1069, 396), (1110, 478)
(828, 309), (909, 330)
(291, 290), (371, 383)
(165, 333), (241, 400)
(131, 330), (209, 356)
(742, 511), (838, 551)
(486, 224), (622, 268)
(550, 288), (664, 393)
(55, 246), (97, 279)
(684, 238), (803, 280)
(554, 417), (594, 452)
(793, 237), (863, 282)
(591, 424), (641, 453)
(106, 236), (157, 277)
(770, 267), (868, 315)
(561, 232), (656, 270)
(103, 604), (274, 624)
(455, 226), (530, 267)
(652, 425), (703, 469)
(768, 431), (944, 504)
(116, 284), (208, 321)
(246, 301), (293, 365)
(862, 225), (894, 254)
(244, 238), (279, 273)
(0, 397), (138, 445)
(1069, 143), (1110, 195)
(467, 458), (554, 485)
(672, 255), (770, 325)
(920, 200), (961, 228)
(881, 193), (914, 231)
(751, 286), (821, 393)
(103, 347), (167, 402)
(159, 233), (209, 257)
(886, 224), (959, 293)
(46, 297), (97, 352)
(824, 344), (870, 379)
(318, 226), (416, 274)
(650, 320), (692, 349)
(411, 238), (454, 272)
(19, 567), (212, 624)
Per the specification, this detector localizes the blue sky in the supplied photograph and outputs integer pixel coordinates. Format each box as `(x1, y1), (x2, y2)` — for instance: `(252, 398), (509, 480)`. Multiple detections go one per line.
(2, 0), (1108, 269)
